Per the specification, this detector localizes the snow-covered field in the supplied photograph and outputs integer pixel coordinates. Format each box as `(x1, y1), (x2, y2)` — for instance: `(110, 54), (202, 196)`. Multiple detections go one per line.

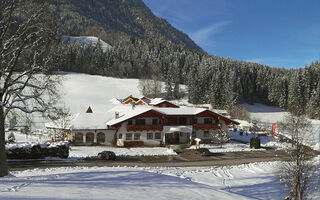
(241, 103), (289, 123)
(60, 73), (141, 113)
(30, 73), (142, 129)
(0, 162), (289, 200)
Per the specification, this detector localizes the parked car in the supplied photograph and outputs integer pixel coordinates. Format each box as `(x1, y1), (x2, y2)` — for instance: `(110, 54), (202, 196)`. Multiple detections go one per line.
(97, 151), (116, 160)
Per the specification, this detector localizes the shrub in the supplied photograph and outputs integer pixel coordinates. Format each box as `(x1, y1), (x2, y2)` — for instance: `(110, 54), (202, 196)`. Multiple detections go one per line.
(250, 137), (261, 149)
(227, 106), (250, 121)
(123, 141), (144, 147)
(6, 142), (69, 159)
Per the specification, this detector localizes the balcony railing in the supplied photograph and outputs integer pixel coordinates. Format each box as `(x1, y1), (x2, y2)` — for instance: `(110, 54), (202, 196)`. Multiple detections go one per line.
(127, 125), (163, 132)
(193, 124), (220, 130)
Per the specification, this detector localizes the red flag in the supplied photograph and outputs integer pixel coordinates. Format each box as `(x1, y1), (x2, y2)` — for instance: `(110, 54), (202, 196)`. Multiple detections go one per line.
(272, 123), (276, 137)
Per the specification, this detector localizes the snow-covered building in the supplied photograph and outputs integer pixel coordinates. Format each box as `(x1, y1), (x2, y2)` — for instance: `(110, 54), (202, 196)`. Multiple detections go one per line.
(122, 95), (179, 108)
(46, 103), (239, 147)
(149, 98), (179, 108)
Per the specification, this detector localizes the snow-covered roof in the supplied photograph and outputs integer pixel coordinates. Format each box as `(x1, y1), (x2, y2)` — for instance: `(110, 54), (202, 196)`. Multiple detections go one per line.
(106, 105), (239, 126)
(154, 107), (206, 115)
(47, 103), (239, 130)
(70, 112), (113, 130)
(46, 111), (114, 130)
(110, 98), (122, 105)
(107, 105), (153, 126)
(45, 114), (79, 129)
(149, 98), (166, 105)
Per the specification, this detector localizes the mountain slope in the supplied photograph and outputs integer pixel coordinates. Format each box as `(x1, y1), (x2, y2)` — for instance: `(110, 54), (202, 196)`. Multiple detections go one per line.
(62, 36), (112, 52)
(52, 0), (202, 51)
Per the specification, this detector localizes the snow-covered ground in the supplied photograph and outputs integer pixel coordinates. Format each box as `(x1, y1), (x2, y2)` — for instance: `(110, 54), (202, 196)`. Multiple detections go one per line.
(241, 103), (289, 123)
(5, 131), (44, 143)
(237, 103), (320, 149)
(188, 141), (266, 152)
(30, 73), (142, 129)
(0, 162), (289, 200)
(69, 146), (176, 158)
(228, 130), (291, 150)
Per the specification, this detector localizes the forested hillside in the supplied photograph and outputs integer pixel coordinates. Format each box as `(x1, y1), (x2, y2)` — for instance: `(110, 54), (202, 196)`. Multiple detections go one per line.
(51, 0), (201, 51)
(49, 0), (320, 119)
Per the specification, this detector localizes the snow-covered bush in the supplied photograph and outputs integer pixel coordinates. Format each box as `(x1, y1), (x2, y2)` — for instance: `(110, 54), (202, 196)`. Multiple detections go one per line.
(6, 142), (69, 159)
(250, 137), (261, 149)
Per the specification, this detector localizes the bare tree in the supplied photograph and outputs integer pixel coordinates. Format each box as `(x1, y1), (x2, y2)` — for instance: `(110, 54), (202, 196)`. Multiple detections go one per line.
(227, 105), (250, 121)
(46, 106), (73, 141)
(138, 76), (162, 98)
(0, 0), (60, 177)
(278, 113), (317, 200)
(212, 127), (229, 148)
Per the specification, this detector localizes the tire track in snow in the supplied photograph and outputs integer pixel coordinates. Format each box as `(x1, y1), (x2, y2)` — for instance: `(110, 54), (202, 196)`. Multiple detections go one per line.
(222, 168), (233, 192)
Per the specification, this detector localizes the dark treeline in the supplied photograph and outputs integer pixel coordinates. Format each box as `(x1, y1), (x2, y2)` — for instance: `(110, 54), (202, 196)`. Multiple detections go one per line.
(55, 37), (320, 119)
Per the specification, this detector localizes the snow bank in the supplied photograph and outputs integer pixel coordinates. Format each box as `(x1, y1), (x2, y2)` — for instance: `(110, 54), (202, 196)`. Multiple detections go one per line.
(69, 146), (176, 158)
(5, 141), (69, 150)
(188, 141), (265, 153)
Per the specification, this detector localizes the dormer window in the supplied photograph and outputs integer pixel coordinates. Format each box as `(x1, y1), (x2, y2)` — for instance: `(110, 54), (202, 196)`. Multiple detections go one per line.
(204, 118), (212, 124)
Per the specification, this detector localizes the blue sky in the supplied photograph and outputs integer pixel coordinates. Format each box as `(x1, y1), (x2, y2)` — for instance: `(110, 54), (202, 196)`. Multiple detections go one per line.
(143, 0), (320, 68)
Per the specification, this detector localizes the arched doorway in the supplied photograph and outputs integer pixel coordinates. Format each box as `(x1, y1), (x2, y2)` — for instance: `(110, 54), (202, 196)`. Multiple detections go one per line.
(97, 132), (105, 144)
(86, 132), (94, 144)
(75, 132), (83, 143)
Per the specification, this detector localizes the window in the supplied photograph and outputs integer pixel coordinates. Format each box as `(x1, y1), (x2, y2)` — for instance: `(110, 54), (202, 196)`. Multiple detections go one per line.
(119, 133), (122, 139)
(179, 117), (186, 125)
(193, 118), (198, 124)
(155, 132), (161, 139)
(215, 119), (219, 124)
(75, 132), (83, 142)
(136, 119), (145, 125)
(152, 119), (158, 125)
(86, 132), (94, 143)
(192, 132), (196, 138)
(147, 133), (153, 140)
(128, 120), (132, 125)
(204, 131), (210, 138)
(167, 118), (177, 125)
(126, 133), (132, 140)
(134, 133), (141, 140)
(204, 118), (213, 124)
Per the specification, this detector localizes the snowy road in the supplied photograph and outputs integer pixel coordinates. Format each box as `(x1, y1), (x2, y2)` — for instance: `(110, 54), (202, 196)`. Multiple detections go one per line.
(7, 149), (299, 171)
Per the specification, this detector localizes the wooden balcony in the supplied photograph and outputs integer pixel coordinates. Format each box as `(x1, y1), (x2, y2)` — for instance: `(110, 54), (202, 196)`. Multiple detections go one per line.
(127, 125), (163, 132)
(193, 124), (220, 130)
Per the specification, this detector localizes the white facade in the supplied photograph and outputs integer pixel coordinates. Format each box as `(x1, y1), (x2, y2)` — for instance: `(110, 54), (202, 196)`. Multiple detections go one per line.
(114, 117), (230, 147)
(71, 129), (116, 146)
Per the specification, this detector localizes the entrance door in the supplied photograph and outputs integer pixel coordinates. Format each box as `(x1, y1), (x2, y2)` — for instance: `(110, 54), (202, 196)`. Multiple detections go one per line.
(165, 132), (180, 144)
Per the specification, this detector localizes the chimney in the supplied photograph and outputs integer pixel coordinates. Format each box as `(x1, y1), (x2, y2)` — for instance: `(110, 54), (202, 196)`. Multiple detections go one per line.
(131, 102), (135, 110)
(115, 112), (119, 119)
